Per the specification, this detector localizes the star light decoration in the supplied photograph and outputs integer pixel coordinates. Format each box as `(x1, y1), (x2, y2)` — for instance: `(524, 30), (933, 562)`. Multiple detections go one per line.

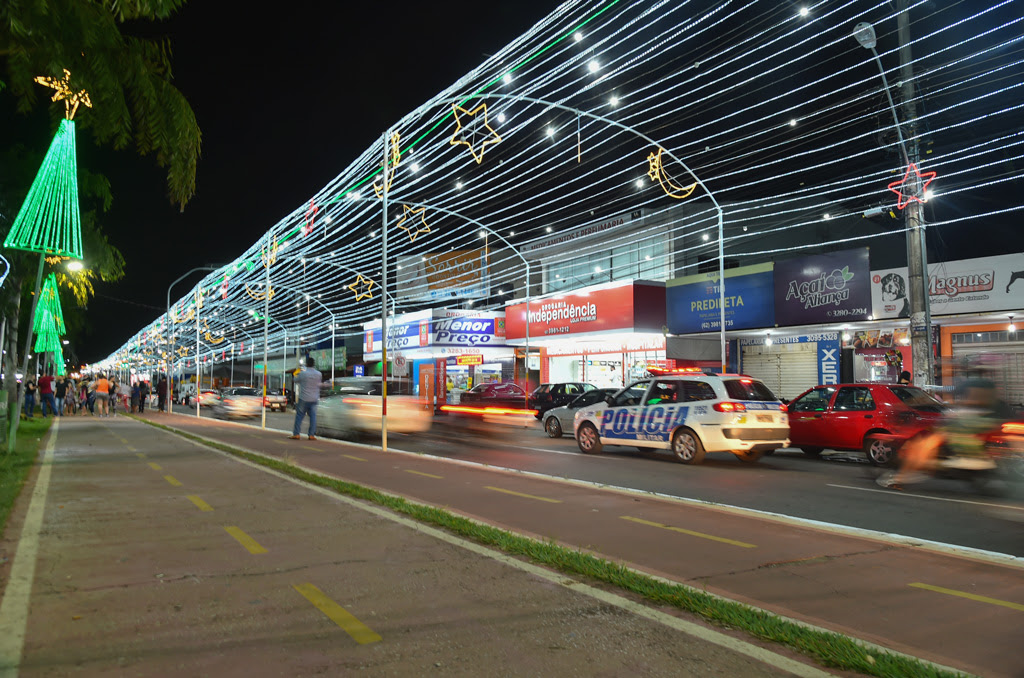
(646, 148), (697, 199)
(347, 274), (375, 301)
(373, 131), (402, 198)
(887, 163), (937, 209)
(302, 200), (318, 236)
(395, 204), (431, 242)
(449, 103), (501, 164)
(36, 68), (92, 121)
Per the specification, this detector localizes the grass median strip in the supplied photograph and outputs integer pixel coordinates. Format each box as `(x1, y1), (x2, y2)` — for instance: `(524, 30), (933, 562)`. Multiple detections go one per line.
(910, 582), (1024, 612)
(293, 583), (382, 644)
(622, 516), (757, 548)
(135, 417), (964, 678)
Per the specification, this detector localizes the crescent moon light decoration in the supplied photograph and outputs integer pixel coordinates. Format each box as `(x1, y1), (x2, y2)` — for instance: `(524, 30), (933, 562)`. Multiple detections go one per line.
(646, 148), (697, 200)
(373, 131), (402, 198)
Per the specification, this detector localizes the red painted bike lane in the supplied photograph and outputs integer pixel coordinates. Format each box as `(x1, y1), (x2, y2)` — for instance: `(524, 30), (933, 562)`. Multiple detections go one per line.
(147, 413), (1023, 677)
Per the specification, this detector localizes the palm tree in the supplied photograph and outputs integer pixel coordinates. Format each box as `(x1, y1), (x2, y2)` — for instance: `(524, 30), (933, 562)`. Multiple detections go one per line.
(1, 0), (201, 209)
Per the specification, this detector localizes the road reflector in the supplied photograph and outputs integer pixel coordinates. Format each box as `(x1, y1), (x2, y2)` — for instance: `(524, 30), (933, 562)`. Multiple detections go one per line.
(621, 516), (757, 548)
(224, 526), (267, 554)
(293, 583), (381, 645)
(910, 582), (1024, 612)
(187, 495), (214, 512)
(485, 486), (561, 503)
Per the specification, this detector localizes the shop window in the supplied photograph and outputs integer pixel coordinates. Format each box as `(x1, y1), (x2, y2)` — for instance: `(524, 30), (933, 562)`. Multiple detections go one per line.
(833, 386), (875, 411)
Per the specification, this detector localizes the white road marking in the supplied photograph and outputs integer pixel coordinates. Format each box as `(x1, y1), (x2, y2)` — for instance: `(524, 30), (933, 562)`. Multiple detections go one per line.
(0, 419), (59, 678)
(827, 484), (1024, 511)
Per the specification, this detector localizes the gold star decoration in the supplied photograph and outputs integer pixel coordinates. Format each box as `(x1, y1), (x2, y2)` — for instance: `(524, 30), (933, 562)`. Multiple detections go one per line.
(449, 103), (501, 164)
(34, 69), (92, 121)
(176, 346), (190, 358)
(396, 204), (431, 242)
(347, 274), (375, 301)
(646, 148), (697, 200)
(373, 131), (402, 198)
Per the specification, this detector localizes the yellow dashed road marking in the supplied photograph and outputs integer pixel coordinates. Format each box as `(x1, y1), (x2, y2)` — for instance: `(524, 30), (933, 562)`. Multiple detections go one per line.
(405, 469), (443, 479)
(485, 486), (561, 503)
(302, 445), (319, 452)
(621, 516), (757, 548)
(135, 452), (146, 459)
(125, 444), (137, 452)
(187, 495), (214, 512)
(147, 462), (162, 471)
(342, 454), (366, 462)
(910, 582), (1024, 612)
(293, 583), (382, 644)
(224, 526), (267, 554)
(163, 475), (183, 487)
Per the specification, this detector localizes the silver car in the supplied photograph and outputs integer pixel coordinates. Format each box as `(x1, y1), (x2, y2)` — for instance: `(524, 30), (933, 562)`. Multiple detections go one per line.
(211, 387), (263, 419)
(543, 388), (618, 438)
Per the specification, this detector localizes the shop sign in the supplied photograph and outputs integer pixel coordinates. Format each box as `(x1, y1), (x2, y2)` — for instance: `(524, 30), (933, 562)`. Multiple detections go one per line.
(353, 365), (364, 377)
(395, 249), (488, 301)
(774, 248), (871, 326)
(520, 211), (635, 255)
(309, 347), (347, 370)
(740, 332), (841, 385)
(666, 263), (773, 333)
(456, 354), (484, 366)
(364, 314), (431, 354)
(505, 281), (663, 340)
(432, 313), (506, 347)
(870, 253), (1024, 319)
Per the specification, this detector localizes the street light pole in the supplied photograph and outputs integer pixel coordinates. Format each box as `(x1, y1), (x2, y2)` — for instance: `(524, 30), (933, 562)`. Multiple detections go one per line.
(381, 130), (390, 453)
(166, 266), (220, 414)
(855, 12), (933, 385)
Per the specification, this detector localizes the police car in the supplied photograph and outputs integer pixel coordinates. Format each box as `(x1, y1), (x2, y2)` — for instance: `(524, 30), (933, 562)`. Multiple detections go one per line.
(572, 372), (789, 464)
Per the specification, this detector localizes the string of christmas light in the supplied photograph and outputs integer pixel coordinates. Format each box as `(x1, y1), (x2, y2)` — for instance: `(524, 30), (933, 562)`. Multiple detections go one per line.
(96, 0), (1024, 374)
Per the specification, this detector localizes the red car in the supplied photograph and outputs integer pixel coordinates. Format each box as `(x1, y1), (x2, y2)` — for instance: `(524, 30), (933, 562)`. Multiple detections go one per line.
(785, 383), (946, 465)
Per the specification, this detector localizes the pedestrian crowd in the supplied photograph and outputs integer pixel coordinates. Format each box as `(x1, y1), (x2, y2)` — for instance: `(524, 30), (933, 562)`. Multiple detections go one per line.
(20, 372), (163, 418)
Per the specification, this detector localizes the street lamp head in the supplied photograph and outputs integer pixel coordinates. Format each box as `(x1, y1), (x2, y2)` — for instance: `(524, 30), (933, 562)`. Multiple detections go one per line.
(853, 22), (877, 50)
(66, 260), (84, 272)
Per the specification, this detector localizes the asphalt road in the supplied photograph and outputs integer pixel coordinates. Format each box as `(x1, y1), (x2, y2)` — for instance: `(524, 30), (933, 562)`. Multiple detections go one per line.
(168, 403), (1024, 557)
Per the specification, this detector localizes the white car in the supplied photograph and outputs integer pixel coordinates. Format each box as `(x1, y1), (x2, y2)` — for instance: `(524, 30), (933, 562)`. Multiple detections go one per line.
(573, 374), (789, 464)
(317, 393), (432, 438)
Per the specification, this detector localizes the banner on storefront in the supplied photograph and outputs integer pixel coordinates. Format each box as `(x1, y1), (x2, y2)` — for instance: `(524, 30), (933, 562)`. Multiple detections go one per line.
(505, 280), (665, 340)
(666, 263), (773, 334)
(456, 354), (484, 365)
(309, 347), (346, 371)
(774, 248), (871, 326)
(740, 332), (841, 386)
(395, 249), (488, 301)
(870, 253), (1024, 319)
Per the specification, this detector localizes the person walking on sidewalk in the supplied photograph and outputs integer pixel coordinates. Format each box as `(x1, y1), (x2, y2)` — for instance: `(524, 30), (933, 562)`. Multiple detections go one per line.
(139, 381), (150, 413)
(55, 375), (68, 416)
(290, 357), (322, 440)
(38, 370), (57, 417)
(93, 374), (110, 417)
(22, 377), (37, 418)
(157, 377), (168, 413)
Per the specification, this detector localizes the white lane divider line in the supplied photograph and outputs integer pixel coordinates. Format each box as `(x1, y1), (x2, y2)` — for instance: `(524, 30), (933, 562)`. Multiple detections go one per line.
(827, 483), (1024, 511)
(0, 419), (60, 678)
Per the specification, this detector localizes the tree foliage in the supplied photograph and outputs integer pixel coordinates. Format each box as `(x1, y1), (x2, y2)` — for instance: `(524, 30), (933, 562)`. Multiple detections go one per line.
(0, 0), (201, 209)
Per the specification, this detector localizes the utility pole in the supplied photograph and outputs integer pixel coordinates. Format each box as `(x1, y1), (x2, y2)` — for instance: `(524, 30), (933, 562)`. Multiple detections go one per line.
(898, 0), (934, 386)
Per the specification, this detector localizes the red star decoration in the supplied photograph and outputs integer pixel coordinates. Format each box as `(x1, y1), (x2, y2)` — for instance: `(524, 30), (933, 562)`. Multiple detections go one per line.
(887, 163), (937, 210)
(303, 199), (318, 236)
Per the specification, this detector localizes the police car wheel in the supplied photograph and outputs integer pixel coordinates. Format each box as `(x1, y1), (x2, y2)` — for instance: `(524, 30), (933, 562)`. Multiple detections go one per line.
(545, 416), (563, 438)
(577, 423), (602, 454)
(672, 429), (705, 464)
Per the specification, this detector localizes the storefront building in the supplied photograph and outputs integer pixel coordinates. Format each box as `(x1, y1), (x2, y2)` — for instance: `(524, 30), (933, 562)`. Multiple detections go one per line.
(363, 309), (512, 403)
(505, 279), (667, 389)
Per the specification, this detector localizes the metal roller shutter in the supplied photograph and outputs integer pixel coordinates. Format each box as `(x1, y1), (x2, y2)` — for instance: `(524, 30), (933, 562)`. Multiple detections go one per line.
(952, 343), (1024, 409)
(741, 342), (819, 401)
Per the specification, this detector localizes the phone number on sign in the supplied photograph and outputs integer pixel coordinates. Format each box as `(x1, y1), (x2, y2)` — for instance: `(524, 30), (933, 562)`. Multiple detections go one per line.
(827, 308), (868, 318)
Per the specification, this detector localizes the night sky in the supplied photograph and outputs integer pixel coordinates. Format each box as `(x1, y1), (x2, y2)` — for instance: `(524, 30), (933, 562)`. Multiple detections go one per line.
(70, 2), (558, 362)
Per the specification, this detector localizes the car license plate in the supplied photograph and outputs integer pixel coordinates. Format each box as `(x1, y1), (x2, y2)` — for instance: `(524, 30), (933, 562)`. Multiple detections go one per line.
(756, 414), (773, 423)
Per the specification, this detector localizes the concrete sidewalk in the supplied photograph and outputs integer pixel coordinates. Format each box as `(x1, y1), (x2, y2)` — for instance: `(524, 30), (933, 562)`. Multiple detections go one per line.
(0, 416), (827, 677)
(132, 411), (1024, 678)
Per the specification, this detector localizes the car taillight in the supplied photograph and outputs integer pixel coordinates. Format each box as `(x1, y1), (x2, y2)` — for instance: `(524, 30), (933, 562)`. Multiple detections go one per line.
(1002, 422), (1024, 435)
(713, 402), (746, 412)
(779, 403), (787, 412)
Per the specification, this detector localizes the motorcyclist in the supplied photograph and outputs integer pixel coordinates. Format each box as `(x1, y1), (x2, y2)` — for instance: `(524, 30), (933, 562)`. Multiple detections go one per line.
(878, 378), (1008, 489)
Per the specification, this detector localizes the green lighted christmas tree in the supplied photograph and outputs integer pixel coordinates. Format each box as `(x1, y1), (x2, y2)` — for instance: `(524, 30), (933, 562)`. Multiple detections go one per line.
(33, 275), (68, 375)
(3, 70), (90, 259)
